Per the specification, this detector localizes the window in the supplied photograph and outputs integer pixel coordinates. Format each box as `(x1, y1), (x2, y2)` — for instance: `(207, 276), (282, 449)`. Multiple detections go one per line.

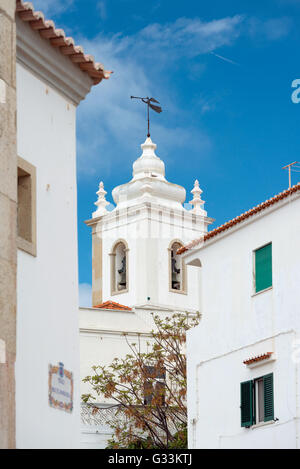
(110, 240), (128, 295)
(255, 378), (265, 423)
(17, 157), (36, 256)
(143, 365), (166, 406)
(241, 373), (274, 427)
(254, 243), (272, 293)
(169, 240), (186, 293)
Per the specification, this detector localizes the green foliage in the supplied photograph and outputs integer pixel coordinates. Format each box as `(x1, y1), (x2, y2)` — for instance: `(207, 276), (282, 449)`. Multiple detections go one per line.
(106, 424), (188, 450)
(82, 312), (200, 449)
(168, 425), (188, 449)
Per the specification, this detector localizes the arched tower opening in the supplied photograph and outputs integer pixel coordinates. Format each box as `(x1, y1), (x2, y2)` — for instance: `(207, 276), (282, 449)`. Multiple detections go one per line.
(110, 240), (129, 295)
(169, 240), (186, 293)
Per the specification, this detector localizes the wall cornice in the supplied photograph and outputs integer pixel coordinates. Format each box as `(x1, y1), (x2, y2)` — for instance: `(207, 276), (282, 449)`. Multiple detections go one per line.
(16, 17), (93, 105)
(85, 201), (214, 228)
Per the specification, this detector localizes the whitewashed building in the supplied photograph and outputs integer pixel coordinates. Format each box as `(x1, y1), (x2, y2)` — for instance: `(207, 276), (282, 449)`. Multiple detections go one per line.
(181, 183), (300, 449)
(87, 137), (213, 310)
(80, 136), (212, 447)
(4, 0), (110, 449)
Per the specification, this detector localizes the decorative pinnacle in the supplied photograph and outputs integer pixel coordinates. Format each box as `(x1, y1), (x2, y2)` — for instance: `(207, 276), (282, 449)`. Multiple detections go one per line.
(189, 179), (205, 214)
(92, 181), (110, 218)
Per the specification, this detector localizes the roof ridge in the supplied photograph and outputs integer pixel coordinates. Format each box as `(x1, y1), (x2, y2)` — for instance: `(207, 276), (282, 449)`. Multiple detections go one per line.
(16, 0), (113, 85)
(178, 182), (300, 254)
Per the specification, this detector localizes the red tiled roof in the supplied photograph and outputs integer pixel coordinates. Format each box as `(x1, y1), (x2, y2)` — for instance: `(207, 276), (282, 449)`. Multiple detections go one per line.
(178, 183), (300, 254)
(16, 1), (112, 85)
(94, 301), (132, 311)
(243, 352), (272, 365)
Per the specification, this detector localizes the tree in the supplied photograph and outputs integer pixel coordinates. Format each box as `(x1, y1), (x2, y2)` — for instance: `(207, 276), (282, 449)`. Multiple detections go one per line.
(82, 312), (200, 449)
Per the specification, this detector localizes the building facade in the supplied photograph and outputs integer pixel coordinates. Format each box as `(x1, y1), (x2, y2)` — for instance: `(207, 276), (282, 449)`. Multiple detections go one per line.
(87, 137), (213, 310)
(182, 184), (300, 449)
(80, 301), (156, 448)
(80, 136), (212, 447)
(1, 0), (110, 448)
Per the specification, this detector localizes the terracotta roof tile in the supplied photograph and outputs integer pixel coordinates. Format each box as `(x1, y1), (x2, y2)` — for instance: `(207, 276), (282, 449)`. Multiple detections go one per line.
(94, 301), (132, 311)
(16, 1), (112, 85)
(178, 182), (300, 254)
(243, 352), (272, 365)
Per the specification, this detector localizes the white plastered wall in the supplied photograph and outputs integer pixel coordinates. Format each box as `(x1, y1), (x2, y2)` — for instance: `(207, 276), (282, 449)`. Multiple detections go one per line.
(16, 61), (81, 448)
(186, 195), (300, 449)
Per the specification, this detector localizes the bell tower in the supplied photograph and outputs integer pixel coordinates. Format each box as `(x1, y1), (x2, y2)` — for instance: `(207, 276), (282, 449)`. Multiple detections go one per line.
(85, 137), (213, 310)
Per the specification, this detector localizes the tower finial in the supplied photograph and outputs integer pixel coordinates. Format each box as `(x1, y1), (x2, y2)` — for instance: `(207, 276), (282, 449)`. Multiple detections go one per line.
(130, 96), (162, 138)
(92, 181), (110, 218)
(190, 179), (206, 215)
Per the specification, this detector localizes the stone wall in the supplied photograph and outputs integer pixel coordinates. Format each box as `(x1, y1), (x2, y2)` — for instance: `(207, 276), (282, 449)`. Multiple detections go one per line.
(0, 0), (17, 449)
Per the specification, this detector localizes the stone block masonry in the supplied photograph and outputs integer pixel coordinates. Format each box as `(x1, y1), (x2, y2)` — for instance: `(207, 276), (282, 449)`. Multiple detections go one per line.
(0, 0), (17, 449)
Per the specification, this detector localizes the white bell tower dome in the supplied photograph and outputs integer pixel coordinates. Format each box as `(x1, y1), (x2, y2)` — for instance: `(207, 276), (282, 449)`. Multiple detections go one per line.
(86, 136), (213, 310)
(112, 136), (186, 210)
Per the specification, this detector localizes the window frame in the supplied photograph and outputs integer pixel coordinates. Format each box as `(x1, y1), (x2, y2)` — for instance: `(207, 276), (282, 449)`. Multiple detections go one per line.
(253, 242), (273, 295)
(254, 377), (264, 424)
(241, 373), (274, 428)
(17, 156), (36, 257)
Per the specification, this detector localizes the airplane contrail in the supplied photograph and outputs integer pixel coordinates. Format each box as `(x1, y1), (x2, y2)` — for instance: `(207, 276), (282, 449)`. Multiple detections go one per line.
(210, 51), (239, 66)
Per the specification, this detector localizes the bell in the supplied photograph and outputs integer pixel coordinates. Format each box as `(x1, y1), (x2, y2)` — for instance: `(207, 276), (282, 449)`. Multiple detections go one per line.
(171, 257), (181, 290)
(118, 255), (127, 289)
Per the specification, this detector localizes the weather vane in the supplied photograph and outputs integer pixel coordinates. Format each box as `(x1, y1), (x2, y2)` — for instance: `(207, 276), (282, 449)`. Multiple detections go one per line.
(130, 96), (162, 138)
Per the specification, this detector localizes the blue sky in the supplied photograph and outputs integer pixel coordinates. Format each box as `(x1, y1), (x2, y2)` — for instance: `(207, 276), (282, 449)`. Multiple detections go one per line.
(35, 0), (300, 305)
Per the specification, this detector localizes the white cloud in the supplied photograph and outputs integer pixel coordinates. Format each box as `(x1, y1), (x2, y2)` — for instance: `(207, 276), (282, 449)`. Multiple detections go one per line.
(247, 16), (292, 41)
(98, 15), (244, 62)
(264, 17), (292, 40)
(97, 1), (107, 21)
(31, 6), (293, 184)
(75, 12), (293, 183)
(33, 0), (74, 17)
(76, 15), (245, 179)
(78, 283), (92, 307)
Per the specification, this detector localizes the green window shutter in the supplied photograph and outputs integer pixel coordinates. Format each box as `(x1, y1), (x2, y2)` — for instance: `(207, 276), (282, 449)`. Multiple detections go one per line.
(263, 373), (274, 422)
(241, 380), (253, 427)
(255, 243), (272, 293)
